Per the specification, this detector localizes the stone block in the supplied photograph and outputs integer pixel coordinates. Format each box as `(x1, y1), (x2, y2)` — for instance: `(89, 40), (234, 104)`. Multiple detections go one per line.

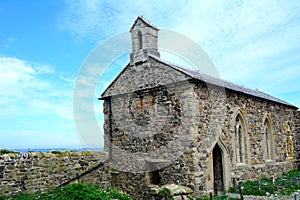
(173, 196), (182, 200)
(163, 184), (193, 196)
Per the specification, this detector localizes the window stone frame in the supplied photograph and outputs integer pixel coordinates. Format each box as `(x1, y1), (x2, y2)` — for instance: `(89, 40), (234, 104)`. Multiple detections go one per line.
(262, 114), (275, 163)
(231, 109), (250, 167)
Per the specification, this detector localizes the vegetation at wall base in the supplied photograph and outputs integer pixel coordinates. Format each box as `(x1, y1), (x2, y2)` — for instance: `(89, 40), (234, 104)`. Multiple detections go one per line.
(2, 170), (300, 199)
(189, 195), (239, 200)
(1, 183), (131, 200)
(229, 170), (300, 196)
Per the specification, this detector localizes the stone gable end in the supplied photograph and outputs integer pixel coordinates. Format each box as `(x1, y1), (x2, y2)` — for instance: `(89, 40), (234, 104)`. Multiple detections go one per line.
(102, 57), (192, 97)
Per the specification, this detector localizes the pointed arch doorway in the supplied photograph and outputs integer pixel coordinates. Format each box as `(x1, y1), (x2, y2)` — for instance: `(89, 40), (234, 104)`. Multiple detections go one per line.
(213, 144), (224, 194)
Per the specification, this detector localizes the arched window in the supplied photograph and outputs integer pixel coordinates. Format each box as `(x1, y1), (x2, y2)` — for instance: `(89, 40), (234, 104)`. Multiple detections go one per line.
(137, 31), (143, 49)
(263, 117), (274, 160)
(234, 113), (247, 164)
(284, 121), (294, 159)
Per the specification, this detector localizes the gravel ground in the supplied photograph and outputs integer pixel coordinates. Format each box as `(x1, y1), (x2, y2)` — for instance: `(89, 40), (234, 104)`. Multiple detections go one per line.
(229, 193), (299, 200)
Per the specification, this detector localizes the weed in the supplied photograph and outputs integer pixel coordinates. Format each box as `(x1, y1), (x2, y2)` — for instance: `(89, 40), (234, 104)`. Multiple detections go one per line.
(2, 183), (132, 200)
(0, 149), (19, 155)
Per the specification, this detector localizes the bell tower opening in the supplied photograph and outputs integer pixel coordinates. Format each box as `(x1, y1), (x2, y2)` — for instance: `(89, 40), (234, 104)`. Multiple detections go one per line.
(130, 16), (160, 65)
(137, 31), (143, 50)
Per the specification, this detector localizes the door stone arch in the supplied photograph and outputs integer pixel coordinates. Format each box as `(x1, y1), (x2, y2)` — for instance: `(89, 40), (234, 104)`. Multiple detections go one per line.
(209, 138), (230, 193)
(213, 143), (224, 193)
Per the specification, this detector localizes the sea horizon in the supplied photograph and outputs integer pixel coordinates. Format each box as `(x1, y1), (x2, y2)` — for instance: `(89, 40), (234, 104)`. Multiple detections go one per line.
(5, 147), (104, 153)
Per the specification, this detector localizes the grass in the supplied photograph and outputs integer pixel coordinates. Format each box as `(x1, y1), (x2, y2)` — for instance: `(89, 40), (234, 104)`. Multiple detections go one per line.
(229, 170), (300, 196)
(191, 170), (300, 199)
(0, 149), (19, 155)
(190, 195), (239, 200)
(49, 150), (62, 154)
(1, 183), (131, 200)
(2, 170), (300, 199)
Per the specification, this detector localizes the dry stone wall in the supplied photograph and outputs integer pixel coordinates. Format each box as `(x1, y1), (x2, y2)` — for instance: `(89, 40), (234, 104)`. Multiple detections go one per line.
(0, 151), (107, 195)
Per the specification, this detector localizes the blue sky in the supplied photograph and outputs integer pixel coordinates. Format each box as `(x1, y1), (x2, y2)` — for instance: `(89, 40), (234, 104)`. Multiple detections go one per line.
(1, 0), (300, 149)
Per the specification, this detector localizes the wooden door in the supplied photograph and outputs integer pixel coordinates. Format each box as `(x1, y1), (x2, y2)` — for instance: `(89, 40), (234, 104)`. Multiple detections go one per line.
(213, 144), (224, 193)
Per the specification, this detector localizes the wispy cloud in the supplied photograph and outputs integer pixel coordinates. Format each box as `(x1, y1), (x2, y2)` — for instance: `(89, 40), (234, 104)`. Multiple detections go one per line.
(59, 1), (300, 106)
(60, 1), (103, 41)
(0, 56), (81, 147)
(59, 0), (185, 42)
(0, 56), (74, 118)
(0, 37), (16, 48)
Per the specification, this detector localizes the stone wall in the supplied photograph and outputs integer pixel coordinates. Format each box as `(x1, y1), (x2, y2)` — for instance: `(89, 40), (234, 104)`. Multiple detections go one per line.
(98, 48), (299, 199)
(102, 58), (190, 97)
(101, 83), (199, 199)
(295, 111), (300, 164)
(192, 82), (297, 195)
(100, 59), (202, 199)
(99, 67), (298, 199)
(0, 151), (108, 195)
(149, 184), (193, 200)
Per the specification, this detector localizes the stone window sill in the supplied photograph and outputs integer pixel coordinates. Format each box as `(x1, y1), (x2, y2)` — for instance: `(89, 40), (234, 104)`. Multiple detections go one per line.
(236, 163), (249, 169)
(265, 159), (275, 164)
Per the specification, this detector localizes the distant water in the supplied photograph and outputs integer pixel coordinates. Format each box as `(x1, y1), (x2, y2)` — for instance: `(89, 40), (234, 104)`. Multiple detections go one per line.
(11, 147), (103, 153)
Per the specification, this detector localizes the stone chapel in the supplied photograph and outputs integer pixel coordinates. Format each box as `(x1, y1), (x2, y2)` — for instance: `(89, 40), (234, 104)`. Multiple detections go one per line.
(98, 16), (299, 198)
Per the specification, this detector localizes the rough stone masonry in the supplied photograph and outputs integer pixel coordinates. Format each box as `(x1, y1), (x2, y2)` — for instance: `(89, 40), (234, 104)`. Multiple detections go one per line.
(98, 16), (299, 199)
(0, 151), (107, 195)
(2, 16), (299, 200)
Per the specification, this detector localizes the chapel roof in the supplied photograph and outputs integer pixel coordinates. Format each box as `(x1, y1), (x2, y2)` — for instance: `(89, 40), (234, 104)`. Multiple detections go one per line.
(100, 54), (297, 109)
(102, 17), (297, 109)
(148, 54), (297, 109)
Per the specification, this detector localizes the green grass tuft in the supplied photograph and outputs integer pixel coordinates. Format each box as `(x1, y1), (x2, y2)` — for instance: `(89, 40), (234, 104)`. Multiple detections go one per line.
(230, 170), (300, 196)
(3, 183), (131, 200)
(0, 149), (19, 155)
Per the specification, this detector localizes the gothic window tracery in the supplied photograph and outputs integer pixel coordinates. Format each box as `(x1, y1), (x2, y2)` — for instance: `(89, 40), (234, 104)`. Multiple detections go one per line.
(284, 121), (294, 159)
(234, 114), (247, 164)
(263, 117), (274, 160)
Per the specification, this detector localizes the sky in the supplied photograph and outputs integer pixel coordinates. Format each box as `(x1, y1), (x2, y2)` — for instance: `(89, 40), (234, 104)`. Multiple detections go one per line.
(1, 0), (300, 149)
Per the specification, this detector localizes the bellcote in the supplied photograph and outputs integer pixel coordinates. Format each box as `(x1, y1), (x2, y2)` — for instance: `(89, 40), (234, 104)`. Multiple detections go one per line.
(130, 16), (160, 65)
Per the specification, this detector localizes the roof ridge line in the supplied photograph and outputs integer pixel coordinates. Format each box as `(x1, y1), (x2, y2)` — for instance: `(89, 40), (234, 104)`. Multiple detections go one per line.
(148, 54), (297, 109)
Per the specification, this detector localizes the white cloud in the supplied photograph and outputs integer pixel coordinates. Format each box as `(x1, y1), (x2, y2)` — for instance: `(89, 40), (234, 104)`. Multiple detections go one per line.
(59, 0), (186, 41)
(35, 65), (56, 74)
(0, 56), (86, 148)
(59, 0), (300, 109)
(60, 0), (102, 40)
(0, 56), (38, 105)
(0, 55), (105, 148)
(0, 56), (35, 86)
(59, 73), (75, 86)
(0, 56), (79, 147)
